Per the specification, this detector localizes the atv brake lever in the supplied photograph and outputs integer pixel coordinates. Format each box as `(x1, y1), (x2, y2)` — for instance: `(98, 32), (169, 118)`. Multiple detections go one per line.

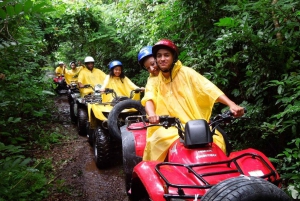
(104, 88), (114, 93)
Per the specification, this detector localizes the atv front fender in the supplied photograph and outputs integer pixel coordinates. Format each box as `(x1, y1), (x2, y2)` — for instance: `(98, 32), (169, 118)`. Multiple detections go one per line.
(88, 104), (112, 129)
(229, 148), (280, 184)
(132, 161), (165, 201)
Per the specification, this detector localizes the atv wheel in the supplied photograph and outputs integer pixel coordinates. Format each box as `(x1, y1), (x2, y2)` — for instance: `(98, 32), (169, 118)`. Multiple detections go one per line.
(88, 129), (94, 146)
(94, 127), (110, 169)
(108, 99), (145, 141)
(121, 126), (142, 193)
(201, 176), (291, 201)
(70, 101), (77, 124)
(77, 107), (88, 136)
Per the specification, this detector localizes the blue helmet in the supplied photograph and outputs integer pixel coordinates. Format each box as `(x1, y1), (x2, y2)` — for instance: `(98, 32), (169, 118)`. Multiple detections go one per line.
(138, 46), (153, 66)
(109, 60), (123, 70)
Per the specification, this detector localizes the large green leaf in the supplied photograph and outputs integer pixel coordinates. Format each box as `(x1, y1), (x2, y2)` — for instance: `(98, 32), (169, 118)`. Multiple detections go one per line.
(14, 4), (23, 15)
(24, 0), (33, 13)
(6, 5), (14, 17)
(0, 8), (6, 19)
(32, 2), (47, 13)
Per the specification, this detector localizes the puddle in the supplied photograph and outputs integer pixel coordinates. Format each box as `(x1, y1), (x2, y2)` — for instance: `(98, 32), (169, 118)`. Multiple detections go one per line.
(85, 156), (101, 173)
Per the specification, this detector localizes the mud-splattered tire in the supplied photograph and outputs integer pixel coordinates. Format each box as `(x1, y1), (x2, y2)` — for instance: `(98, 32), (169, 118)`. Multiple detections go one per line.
(87, 122), (94, 146)
(121, 126), (142, 193)
(88, 129), (94, 146)
(77, 107), (88, 136)
(94, 127), (110, 169)
(108, 99), (145, 141)
(201, 176), (292, 201)
(70, 101), (77, 124)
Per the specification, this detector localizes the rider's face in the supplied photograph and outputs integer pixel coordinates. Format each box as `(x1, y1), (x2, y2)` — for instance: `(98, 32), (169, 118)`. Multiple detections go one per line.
(144, 57), (159, 76)
(71, 63), (76, 69)
(85, 62), (94, 70)
(156, 49), (173, 72)
(113, 66), (122, 77)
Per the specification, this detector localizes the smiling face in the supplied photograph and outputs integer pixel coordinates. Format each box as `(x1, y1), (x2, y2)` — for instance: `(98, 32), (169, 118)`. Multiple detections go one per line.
(143, 56), (159, 76)
(156, 48), (174, 73)
(113, 66), (122, 77)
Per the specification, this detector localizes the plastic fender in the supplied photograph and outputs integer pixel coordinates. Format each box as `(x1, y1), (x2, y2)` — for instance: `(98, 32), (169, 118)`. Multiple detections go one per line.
(87, 105), (97, 129)
(168, 141), (228, 164)
(87, 104), (92, 121)
(121, 108), (138, 113)
(134, 128), (147, 157)
(229, 148), (280, 182)
(90, 104), (111, 121)
(133, 161), (165, 201)
(133, 161), (210, 199)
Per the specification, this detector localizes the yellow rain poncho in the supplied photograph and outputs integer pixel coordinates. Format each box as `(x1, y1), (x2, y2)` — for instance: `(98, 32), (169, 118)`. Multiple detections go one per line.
(143, 74), (158, 106)
(64, 66), (83, 85)
(55, 66), (64, 76)
(101, 75), (140, 103)
(141, 60), (225, 161)
(78, 67), (106, 97)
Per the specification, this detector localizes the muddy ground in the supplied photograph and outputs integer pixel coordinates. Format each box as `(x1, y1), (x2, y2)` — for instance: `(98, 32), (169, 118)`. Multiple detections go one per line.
(41, 94), (128, 201)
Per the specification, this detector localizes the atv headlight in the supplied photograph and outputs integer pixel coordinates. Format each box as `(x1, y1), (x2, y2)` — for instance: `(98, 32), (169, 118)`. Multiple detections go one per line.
(94, 84), (102, 92)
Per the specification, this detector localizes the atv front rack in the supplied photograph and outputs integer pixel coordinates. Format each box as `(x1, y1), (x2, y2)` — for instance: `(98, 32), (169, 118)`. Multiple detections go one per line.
(155, 153), (279, 200)
(82, 94), (102, 104)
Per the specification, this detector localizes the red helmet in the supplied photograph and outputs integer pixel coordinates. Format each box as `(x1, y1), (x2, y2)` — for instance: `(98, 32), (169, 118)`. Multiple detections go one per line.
(152, 39), (179, 59)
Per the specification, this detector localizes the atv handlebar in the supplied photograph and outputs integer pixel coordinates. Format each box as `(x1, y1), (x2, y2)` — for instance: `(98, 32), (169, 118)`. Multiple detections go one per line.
(125, 109), (247, 139)
(129, 88), (144, 99)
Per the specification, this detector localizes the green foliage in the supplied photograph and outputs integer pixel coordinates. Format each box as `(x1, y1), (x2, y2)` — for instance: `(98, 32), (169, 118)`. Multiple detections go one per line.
(0, 143), (51, 200)
(263, 72), (300, 139)
(0, 1), (64, 199)
(274, 138), (300, 198)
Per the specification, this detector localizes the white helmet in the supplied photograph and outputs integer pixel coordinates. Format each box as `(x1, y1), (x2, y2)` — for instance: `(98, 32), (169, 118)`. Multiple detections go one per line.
(58, 61), (64, 65)
(84, 56), (95, 63)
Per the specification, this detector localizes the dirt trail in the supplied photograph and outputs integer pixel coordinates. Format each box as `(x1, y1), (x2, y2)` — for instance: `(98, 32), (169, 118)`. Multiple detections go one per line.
(42, 95), (127, 201)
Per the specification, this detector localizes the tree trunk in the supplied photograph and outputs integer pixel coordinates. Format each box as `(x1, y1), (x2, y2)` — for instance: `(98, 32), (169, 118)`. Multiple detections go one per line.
(272, 0), (282, 44)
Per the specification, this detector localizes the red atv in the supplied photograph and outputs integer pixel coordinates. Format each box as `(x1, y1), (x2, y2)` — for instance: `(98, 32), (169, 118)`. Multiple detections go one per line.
(110, 102), (291, 201)
(53, 75), (68, 95)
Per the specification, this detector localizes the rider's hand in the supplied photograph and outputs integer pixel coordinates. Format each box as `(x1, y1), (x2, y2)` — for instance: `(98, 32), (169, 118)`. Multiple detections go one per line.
(230, 105), (245, 117)
(147, 113), (160, 124)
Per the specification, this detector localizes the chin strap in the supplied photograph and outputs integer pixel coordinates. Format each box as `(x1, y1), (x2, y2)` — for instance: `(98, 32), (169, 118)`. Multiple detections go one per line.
(159, 61), (176, 82)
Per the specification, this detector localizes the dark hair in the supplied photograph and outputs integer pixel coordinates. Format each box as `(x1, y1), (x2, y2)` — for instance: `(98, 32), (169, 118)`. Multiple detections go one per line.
(109, 66), (125, 81)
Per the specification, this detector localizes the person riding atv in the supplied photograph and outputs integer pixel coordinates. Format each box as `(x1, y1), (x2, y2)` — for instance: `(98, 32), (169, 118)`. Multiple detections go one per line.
(74, 56), (106, 136)
(141, 39), (244, 162)
(77, 56), (106, 97)
(116, 111), (292, 201)
(87, 60), (145, 169)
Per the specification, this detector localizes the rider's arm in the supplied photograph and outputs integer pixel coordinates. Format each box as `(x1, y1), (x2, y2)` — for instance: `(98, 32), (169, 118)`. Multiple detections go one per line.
(100, 75), (110, 91)
(145, 100), (159, 124)
(216, 94), (244, 117)
(78, 82), (85, 88)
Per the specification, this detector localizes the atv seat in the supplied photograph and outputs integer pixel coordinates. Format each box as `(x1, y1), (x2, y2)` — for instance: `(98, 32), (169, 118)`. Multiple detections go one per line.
(184, 119), (212, 148)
